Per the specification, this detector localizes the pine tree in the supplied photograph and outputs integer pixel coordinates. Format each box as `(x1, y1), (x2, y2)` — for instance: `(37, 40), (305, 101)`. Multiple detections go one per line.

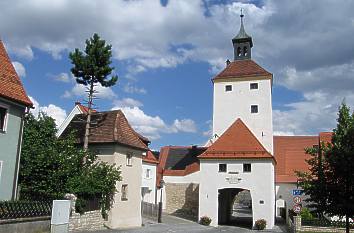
(69, 33), (118, 150)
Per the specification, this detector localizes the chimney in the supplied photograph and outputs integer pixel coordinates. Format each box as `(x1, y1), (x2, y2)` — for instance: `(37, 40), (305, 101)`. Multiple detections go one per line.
(226, 59), (231, 66)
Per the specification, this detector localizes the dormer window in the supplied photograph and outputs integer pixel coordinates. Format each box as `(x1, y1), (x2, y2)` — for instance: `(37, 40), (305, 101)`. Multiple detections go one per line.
(243, 46), (248, 56)
(237, 47), (242, 57)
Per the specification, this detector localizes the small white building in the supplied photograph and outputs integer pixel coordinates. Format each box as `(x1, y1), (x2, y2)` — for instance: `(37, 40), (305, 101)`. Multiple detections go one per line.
(61, 109), (150, 229)
(141, 150), (159, 204)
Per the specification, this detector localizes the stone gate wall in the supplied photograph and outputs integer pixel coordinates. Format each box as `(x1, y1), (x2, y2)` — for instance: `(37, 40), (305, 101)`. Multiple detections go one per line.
(165, 183), (199, 220)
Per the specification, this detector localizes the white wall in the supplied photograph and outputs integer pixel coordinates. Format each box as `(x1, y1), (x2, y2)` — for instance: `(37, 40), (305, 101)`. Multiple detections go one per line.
(142, 162), (157, 204)
(95, 145), (143, 229)
(199, 159), (275, 229)
(163, 171), (200, 184)
(56, 105), (81, 137)
(212, 78), (273, 154)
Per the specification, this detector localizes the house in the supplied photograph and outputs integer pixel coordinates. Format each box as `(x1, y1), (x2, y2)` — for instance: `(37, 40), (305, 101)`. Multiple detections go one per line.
(0, 40), (33, 200)
(156, 13), (332, 229)
(141, 150), (159, 204)
(62, 109), (149, 228)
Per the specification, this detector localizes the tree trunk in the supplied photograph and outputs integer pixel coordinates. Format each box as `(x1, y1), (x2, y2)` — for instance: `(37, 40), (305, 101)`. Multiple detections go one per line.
(83, 81), (94, 151)
(346, 214), (349, 233)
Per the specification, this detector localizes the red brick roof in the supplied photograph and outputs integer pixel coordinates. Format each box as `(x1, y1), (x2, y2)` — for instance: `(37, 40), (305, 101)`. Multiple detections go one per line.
(274, 136), (318, 183)
(62, 110), (148, 150)
(0, 40), (32, 107)
(199, 118), (274, 160)
(143, 150), (159, 164)
(213, 60), (272, 81)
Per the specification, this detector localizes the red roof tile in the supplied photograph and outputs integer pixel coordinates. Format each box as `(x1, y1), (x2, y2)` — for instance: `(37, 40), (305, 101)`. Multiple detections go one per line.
(0, 41), (32, 107)
(143, 150), (159, 164)
(213, 60), (272, 81)
(273, 136), (318, 183)
(199, 118), (274, 160)
(62, 110), (148, 150)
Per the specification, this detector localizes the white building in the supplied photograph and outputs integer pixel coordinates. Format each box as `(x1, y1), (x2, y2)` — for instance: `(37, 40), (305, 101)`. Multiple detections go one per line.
(141, 150), (159, 204)
(156, 13), (332, 230)
(60, 109), (150, 229)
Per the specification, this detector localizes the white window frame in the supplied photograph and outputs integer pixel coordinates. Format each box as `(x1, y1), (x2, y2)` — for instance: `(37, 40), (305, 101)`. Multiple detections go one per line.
(0, 161), (3, 183)
(126, 153), (133, 166)
(243, 163), (252, 173)
(0, 103), (9, 133)
(218, 163), (227, 173)
(146, 169), (151, 179)
(225, 85), (232, 92)
(121, 184), (128, 201)
(250, 82), (258, 90)
(251, 105), (258, 114)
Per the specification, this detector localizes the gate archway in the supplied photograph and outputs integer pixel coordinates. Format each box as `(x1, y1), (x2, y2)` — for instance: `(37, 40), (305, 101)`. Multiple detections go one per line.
(218, 188), (253, 228)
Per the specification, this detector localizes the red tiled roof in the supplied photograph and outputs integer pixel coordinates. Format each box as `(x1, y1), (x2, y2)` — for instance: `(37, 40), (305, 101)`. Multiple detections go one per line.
(213, 60), (272, 81)
(62, 110), (148, 150)
(274, 136), (318, 183)
(0, 41), (32, 107)
(143, 150), (159, 164)
(75, 102), (97, 114)
(199, 118), (274, 160)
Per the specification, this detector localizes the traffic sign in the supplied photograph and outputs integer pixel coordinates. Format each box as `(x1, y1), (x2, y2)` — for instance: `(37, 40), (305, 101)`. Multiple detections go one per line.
(293, 204), (302, 214)
(292, 189), (304, 196)
(293, 196), (302, 204)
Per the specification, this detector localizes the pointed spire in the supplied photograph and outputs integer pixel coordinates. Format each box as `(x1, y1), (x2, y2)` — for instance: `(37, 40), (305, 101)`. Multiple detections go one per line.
(232, 9), (253, 60)
(233, 9), (252, 43)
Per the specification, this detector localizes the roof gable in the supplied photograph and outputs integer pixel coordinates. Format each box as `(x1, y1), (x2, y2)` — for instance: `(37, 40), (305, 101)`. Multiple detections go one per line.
(213, 60), (271, 81)
(199, 118), (273, 160)
(143, 150), (159, 164)
(0, 41), (32, 107)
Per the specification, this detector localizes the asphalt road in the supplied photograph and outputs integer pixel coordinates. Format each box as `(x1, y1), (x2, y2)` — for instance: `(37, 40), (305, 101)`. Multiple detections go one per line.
(84, 214), (289, 233)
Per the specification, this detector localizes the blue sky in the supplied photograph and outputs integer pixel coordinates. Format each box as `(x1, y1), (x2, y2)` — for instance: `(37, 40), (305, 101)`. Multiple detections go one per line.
(1, 0), (354, 149)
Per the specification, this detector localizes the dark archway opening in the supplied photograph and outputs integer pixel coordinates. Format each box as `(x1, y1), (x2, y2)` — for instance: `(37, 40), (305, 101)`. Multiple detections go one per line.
(218, 188), (253, 229)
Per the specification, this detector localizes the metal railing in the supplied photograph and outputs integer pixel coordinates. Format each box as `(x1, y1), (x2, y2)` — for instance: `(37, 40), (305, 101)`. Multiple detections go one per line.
(141, 201), (158, 220)
(0, 201), (52, 220)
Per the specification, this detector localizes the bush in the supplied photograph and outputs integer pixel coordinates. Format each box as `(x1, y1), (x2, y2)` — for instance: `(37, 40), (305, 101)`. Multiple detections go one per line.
(199, 216), (212, 226)
(255, 219), (267, 230)
(300, 207), (314, 221)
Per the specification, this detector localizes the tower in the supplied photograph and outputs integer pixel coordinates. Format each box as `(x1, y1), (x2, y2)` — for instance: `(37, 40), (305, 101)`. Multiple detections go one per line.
(212, 12), (273, 154)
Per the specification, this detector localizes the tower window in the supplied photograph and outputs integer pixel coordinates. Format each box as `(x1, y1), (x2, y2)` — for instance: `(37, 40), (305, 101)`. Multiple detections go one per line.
(251, 105), (258, 113)
(225, 85), (232, 92)
(243, 46), (248, 56)
(237, 47), (242, 57)
(250, 83), (258, 90)
(219, 164), (227, 173)
(243, 163), (251, 173)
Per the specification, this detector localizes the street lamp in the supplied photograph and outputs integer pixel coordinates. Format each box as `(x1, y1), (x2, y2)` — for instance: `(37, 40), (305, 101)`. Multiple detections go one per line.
(158, 179), (165, 223)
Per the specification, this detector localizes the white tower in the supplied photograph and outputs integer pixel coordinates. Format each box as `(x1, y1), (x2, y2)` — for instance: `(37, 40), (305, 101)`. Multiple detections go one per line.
(212, 13), (273, 154)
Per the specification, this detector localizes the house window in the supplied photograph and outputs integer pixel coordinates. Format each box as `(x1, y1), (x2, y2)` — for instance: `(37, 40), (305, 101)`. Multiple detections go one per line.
(250, 83), (258, 90)
(225, 85), (232, 92)
(251, 105), (258, 113)
(121, 184), (128, 201)
(219, 164), (227, 173)
(0, 161), (3, 181)
(146, 169), (151, 178)
(126, 153), (132, 166)
(0, 106), (8, 132)
(243, 163), (251, 173)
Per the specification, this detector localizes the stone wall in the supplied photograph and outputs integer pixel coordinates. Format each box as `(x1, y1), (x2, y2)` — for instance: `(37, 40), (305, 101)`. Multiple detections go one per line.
(69, 210), (106, 232)
(165, 183), (199, 220)
(292, 216), (354, 233)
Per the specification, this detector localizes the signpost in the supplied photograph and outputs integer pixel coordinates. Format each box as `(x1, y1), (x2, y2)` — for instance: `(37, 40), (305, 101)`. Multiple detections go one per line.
(292, 189), (304, 196)
(293, 204), (302, 214)
(293, 196), (302, 204)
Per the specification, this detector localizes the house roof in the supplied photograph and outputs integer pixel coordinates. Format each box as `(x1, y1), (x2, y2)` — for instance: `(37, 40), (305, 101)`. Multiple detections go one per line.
(75, 101), (97, 114)
(0, 40), (32, 107)
(62, 110), (148, 150)
(143, 150), (159, 164)
(273, 136), (318, 183)
(213, 60), (272, 81)
(199, 118), (274, 160)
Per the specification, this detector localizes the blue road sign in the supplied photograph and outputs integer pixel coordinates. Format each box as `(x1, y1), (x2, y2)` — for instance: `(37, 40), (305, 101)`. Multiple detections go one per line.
(292, 189), (304, 196)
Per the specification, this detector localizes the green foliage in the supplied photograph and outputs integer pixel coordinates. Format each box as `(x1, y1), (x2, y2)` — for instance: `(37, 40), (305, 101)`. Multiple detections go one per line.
(19, 113), (121, 216)
(69, 33), (118, 88)
(255, 219), (267, 230)
(199, 216), (212, 226)
(300, 208), (314, 221)
(297, 103), (354, 233)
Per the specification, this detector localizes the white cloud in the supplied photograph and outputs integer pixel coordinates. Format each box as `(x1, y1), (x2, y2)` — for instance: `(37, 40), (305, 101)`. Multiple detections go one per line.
(123, 83), (147, 94)
(12, 61), (26, 77)
(112, 101), (197, 140)
(50, 72), (70, 83)
(28, 96), (67, 127)
(62, 83), (117, 100)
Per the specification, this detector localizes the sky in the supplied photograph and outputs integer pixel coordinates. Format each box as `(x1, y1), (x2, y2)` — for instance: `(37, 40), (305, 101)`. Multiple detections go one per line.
(1, 0), (354, 149)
